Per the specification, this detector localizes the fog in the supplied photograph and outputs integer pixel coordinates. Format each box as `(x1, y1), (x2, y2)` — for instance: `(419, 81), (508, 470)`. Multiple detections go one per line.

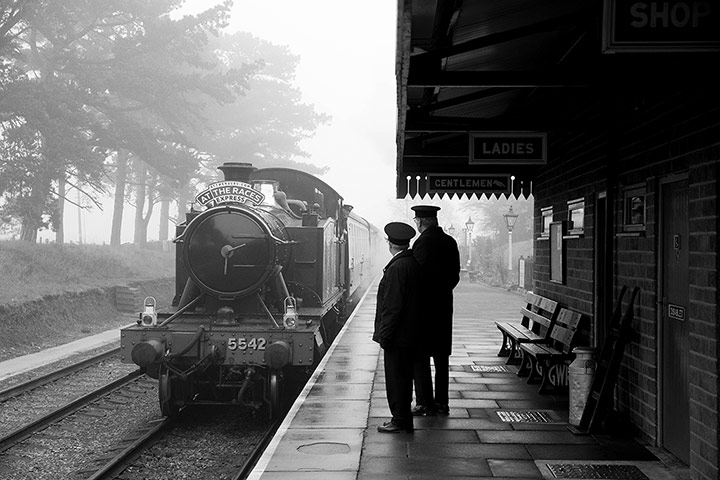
(43, 0), (483, 245)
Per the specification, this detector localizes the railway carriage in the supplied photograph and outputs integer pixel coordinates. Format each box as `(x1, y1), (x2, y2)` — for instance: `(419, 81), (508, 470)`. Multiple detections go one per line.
(120, 162), (380, 417)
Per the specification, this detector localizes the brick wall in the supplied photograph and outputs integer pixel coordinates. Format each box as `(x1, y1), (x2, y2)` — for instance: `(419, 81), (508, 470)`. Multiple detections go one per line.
(688, 156), (719, 480)
(532, 86), (720, 479)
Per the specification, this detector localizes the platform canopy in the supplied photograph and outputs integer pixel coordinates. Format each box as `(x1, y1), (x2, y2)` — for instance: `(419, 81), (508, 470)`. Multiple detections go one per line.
(396, 0), (720, 199)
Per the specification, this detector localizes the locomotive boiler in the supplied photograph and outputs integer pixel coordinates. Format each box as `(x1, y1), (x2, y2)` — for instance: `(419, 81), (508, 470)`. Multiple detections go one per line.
(120, 162), (380, 417)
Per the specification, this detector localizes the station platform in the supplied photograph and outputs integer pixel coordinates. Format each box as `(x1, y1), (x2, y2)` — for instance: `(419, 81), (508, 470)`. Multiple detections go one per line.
(0, 327), (122, 382)
(247, 280), (688, 480)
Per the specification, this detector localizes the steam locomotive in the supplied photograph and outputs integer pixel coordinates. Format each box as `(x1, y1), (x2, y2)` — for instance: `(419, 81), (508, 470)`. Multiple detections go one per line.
(120, 162), (381, 417)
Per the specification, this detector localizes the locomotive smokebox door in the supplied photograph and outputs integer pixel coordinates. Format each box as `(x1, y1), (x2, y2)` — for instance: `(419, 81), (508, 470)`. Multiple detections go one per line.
(181, 206), (291, 299)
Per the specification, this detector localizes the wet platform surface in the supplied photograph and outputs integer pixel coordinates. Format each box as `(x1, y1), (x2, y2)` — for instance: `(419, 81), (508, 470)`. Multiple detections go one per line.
(247, 280), (688, 480)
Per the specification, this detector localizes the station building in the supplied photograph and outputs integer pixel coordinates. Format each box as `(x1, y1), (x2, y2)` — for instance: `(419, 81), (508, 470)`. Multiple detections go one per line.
(395, 1), (720, 479)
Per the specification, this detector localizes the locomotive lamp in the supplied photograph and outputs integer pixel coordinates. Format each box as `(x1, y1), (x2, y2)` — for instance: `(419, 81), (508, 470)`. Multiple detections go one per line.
(283, 297), (298, 329)
(140, 296), (157, 326)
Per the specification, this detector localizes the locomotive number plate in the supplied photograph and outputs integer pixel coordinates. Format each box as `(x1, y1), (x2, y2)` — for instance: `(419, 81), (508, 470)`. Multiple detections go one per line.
(227, 337), (268, 351)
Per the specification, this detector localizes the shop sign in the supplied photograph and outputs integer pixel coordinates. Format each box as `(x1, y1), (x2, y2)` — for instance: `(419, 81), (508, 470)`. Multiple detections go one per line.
(469, 132), (546, 165)
(427, 174), (511, 194)
(603, 0), (720, 52)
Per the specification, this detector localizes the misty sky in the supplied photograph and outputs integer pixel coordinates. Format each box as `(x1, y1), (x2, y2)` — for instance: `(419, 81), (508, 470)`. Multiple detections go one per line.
(189, 0), (402, 228)
(50, 0), (484, 245)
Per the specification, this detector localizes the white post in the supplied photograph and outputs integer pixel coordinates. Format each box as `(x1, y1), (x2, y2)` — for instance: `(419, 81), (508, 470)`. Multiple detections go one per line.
(467, 230), (472, 265)
(508, 230), (513, 271)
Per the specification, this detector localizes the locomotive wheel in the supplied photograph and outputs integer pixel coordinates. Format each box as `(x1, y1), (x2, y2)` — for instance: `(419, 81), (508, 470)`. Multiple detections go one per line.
(268, 370), (283, 417)
(159, 366), (179, 417)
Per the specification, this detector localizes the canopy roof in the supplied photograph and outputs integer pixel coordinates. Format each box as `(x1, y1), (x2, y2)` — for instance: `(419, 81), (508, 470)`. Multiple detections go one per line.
(396, 0), (720, 199)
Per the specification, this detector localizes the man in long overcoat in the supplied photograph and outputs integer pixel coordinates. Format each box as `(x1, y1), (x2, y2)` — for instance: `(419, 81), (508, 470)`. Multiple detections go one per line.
(373, 222), (422, 433)
(411, 205), (461, 416)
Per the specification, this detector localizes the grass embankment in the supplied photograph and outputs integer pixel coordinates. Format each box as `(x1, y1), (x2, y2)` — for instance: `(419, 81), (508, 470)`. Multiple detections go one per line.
(0, 241), (176, 361)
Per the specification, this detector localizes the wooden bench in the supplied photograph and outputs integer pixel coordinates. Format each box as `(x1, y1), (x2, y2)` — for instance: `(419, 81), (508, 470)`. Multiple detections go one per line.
(495, 292), (560, 365)
(517, 307), (584, 394)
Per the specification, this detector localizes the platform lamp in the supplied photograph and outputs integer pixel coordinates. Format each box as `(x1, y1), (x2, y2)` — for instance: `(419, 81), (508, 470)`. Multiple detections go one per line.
(503, 206), (519, 271)
(465, 217), (474, 268)
(448, 224), (455, 237)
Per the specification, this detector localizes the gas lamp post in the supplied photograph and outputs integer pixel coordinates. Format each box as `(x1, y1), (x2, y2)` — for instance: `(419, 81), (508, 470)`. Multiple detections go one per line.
(465, 217), (474, 269)
(503, 206), (519, 271)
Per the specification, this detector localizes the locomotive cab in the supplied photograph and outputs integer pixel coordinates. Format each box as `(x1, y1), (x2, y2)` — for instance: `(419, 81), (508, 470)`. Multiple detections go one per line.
(120, 162), (355, 417)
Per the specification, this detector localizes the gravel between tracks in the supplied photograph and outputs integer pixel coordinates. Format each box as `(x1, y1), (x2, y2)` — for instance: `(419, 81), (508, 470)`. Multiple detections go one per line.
(118, 406), (269, 480)
(0, 356), (138, 437)
(0, 377), (161, 480)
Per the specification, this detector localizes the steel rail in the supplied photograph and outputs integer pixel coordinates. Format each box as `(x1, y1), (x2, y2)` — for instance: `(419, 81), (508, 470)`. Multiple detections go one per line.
(0, 369), (143, 452)
(0, 348), (121, 403)
(80, 416), (174, 480)
(231, 417), (284, 480)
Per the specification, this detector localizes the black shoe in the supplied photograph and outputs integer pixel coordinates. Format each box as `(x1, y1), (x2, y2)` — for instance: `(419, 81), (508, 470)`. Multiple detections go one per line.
(377, 421), (414, 433)
(411, 404), (437, 416)
(436, 404), (449, 415)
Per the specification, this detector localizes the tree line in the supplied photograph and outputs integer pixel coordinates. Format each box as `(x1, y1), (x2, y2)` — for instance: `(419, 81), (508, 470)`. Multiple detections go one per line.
(0, 0), (329, 244)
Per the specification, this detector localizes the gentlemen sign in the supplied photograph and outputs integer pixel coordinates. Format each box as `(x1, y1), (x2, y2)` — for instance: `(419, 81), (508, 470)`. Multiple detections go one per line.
(469, 132), (547, 165)
(427, 174), (511, 194)
(603, 0), (720, 51)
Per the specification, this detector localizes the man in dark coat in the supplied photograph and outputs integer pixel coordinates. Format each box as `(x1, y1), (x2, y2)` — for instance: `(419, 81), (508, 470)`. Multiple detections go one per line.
(373, 221), (422, 433)
(411, 205), (461, 416)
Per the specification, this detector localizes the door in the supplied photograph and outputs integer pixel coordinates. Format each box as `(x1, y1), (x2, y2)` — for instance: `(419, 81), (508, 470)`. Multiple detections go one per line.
(660, 178), (689, 464)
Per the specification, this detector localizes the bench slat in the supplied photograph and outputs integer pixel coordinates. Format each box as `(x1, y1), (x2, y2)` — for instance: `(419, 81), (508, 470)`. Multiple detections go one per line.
(496, 293), (561, 364)
(517, 306), (585, 393)
(520, 308), (554, 328)
(498, 323), (543, 342)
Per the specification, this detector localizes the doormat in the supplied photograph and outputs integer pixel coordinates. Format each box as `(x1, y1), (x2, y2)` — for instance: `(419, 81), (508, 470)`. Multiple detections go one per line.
(470, 365), (511, 373)
(496, 410), (554, 423)
(546, 463), (649, 479)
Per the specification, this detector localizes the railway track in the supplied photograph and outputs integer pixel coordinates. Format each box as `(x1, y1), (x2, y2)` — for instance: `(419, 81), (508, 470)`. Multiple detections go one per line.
(0, 369), (144, 452)
(77, 411), (280, 480)
(0, 348), (160, 480)
(0, 348), (122, 402)
(0, 347), (291, 480)
(0, 348), (139, 444)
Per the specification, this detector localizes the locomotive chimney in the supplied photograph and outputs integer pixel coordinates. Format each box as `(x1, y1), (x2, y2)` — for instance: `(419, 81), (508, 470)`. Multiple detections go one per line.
(217, 162), (256, 182)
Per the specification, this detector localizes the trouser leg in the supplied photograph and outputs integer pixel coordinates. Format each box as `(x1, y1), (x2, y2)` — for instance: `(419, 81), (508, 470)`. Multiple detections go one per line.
(384, 347), (414, 426)
(413, 355), (434, 406)
(433, 354), (450, 405)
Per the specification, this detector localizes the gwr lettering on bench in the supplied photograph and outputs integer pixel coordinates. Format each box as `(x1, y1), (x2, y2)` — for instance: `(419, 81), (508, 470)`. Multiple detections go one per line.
(517, 307), (584, 394)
